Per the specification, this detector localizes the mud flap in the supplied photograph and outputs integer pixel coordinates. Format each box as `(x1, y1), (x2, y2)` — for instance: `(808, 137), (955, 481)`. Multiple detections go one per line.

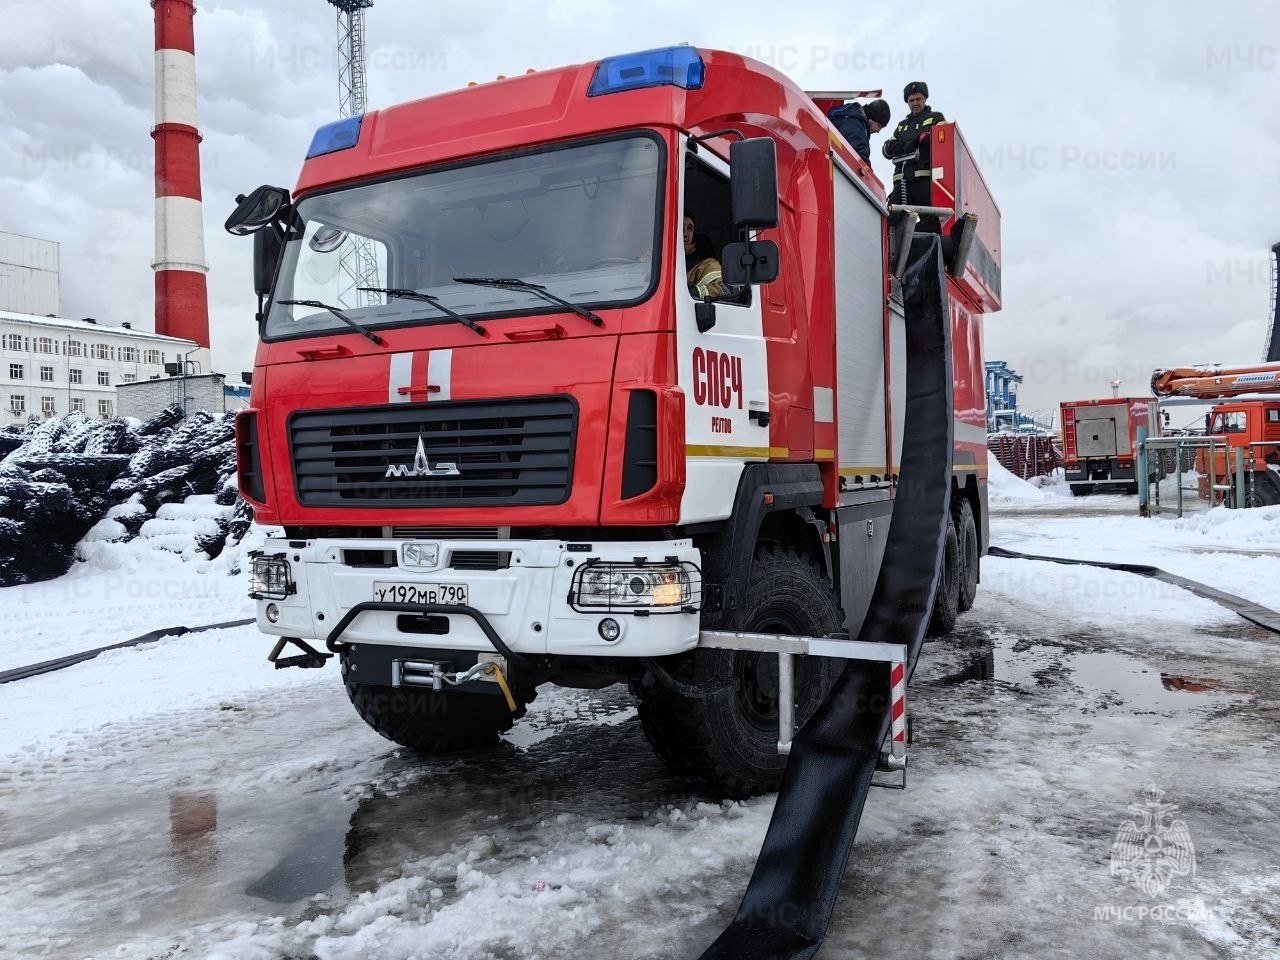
(698, 235), (953, 960)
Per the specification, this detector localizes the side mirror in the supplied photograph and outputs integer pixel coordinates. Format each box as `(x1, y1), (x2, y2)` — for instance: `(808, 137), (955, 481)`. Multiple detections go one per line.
(729, 138), (779, 229)
(721, 240), (780, 285)
(225, 185), (291, 236)
(253, 227), (283, 298)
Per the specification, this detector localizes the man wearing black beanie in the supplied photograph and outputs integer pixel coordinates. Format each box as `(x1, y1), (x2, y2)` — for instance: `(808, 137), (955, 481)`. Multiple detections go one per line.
(827, 98), (892, 163)
(882, 81), (946, 228)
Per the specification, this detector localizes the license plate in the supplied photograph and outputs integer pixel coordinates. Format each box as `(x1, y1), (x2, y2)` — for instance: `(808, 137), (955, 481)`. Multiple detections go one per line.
(373, 582), (469, 605)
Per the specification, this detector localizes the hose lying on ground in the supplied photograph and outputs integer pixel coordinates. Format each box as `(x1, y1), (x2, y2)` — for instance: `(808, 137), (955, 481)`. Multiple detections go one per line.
(987, 546), (1280, 636)
(0, 618), (256, 684)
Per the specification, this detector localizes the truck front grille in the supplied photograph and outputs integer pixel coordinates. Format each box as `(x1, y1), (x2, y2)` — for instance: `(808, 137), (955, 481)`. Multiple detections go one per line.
(289, 398), (576, 508)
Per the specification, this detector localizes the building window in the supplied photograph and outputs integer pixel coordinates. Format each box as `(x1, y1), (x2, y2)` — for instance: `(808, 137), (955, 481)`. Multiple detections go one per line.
(41, 396), (56, 417)
(66, 340), (84, 357)
(8, 395), (23, 414)
(119, 346), (138, 363)
(40, 365), (54, 382)
(97, 371), (111, 386)
(122, 373), (137, 383)
(145, 349), (163, 365)
(70, 397), (85, 413)
(4, 334), (24, 351)
(98, 399), (113, 418)
(8, 363), (22, 380)
(35, 337), (56, 354)
(69, 368), (83, 385)
(92, 343), (111, 360)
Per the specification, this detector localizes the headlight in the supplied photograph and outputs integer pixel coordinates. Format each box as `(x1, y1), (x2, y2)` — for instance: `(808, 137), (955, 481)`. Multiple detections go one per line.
(249, 553), (294, 600)
(569, 561), (700, 613)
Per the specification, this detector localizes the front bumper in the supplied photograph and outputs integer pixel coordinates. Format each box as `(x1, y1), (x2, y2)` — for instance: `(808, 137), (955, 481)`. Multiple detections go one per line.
(252, 536), (702, 658)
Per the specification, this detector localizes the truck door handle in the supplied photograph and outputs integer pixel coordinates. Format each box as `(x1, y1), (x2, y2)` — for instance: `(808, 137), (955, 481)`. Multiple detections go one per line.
(295, 344), (353, 360)
(504, 323), (566, 342)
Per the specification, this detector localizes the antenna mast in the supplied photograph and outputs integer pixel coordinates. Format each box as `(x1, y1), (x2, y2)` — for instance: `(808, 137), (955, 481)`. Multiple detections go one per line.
(325, 0), (379, 308)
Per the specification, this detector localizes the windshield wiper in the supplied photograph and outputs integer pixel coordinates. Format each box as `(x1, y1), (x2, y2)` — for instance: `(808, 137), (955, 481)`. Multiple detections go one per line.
(452, 277), (604, 327)
(359, 287), (489, 338)
(277, 299), (385, 346)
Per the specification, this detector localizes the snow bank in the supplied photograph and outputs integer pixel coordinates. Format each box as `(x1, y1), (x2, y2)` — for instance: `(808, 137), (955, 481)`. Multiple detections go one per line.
(988, 453), (1052, 502)
(0, 521), (273, 681)
(1166, 502), (1280, 550)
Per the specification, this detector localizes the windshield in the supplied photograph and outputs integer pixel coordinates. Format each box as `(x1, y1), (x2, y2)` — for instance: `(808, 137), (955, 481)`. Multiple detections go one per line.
(265, 134), (663, 340)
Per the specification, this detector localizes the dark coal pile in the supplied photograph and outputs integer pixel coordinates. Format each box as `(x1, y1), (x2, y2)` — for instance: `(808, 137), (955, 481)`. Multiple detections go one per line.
(0, 407), (251, 587)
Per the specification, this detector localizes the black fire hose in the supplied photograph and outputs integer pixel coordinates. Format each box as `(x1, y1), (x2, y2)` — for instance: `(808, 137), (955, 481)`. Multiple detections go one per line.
(987, 546), (1280, 636)
(0, 618), (256, 685)
(700, 235), (954, 959)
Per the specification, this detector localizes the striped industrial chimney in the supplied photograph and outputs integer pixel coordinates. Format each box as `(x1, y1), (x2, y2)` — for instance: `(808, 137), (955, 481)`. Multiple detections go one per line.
(151, 0), (209, 348)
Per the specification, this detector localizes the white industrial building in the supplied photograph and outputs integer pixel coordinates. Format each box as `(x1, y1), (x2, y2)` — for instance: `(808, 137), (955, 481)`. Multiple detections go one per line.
(0, 232), (60, 318)
(1, 309), (209, 424)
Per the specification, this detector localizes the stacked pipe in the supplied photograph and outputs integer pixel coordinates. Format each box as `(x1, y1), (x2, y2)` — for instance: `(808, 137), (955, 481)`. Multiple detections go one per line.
(151, 0), (210, 348)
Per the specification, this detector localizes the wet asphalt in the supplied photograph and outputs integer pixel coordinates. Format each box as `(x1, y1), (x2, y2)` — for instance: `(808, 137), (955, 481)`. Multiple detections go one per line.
(1, 502), (1277, 959)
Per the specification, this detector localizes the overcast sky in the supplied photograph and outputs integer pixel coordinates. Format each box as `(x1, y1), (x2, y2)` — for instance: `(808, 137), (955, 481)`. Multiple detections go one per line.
(2, 0), (1277, 419)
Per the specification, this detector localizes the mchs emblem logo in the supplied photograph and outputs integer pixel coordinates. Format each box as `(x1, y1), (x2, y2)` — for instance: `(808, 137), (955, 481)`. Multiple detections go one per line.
(385, 436), (460, 479)
(1110, 786), (1197, 898)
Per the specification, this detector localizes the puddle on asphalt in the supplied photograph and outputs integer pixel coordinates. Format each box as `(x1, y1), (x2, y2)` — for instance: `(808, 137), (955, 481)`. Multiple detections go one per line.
(935, 649), (996, 685)
(928, 643), (1252, 714)
(1066, 652), (1247, 711)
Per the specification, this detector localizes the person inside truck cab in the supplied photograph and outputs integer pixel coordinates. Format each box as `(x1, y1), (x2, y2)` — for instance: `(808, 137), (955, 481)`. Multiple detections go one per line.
(882, 81), (945, 225)
(683, 211), (728, 299)
(827, 98), (891, 162)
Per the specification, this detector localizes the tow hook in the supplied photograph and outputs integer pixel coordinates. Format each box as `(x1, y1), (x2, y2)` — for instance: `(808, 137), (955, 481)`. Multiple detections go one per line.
(267, 637), (332, 670)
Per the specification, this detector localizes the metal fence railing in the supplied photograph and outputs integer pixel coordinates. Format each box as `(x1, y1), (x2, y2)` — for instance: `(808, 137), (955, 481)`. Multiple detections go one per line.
(1138, 434), (1276, 517)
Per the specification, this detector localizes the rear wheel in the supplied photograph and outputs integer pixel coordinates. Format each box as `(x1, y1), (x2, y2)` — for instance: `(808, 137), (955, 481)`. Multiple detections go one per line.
(343, 669), (534, 752)
(927, 518), (961, 636)
(953, 497), (979, 613)
(637, 543), (842, 798)
(1071, 484), (1092, 497)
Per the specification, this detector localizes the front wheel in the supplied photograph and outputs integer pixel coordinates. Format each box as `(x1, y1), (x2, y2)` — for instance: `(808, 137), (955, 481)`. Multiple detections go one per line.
(637, 543), (843, 798)
(1242, 474), (1280, 508)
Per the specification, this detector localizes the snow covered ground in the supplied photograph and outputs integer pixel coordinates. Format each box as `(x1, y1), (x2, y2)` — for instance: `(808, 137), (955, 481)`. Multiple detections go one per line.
(1, 460), (1277, 959)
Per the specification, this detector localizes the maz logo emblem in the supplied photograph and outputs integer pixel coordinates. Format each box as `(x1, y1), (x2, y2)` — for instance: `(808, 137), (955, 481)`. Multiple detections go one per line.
(385, 436), (461, 478)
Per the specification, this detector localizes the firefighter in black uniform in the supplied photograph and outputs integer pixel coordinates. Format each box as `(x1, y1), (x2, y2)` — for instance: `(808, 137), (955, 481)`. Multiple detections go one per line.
(882, 81), (945, 231)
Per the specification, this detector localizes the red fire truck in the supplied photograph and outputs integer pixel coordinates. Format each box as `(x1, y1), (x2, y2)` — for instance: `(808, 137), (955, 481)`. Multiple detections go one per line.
(1151, 363), (1280, 506)
(226, 46), (1001, 795)
(1060, 397), (1162, 495)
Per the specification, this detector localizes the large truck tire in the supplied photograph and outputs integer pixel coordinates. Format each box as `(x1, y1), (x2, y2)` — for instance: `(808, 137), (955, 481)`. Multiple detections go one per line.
(926, 519), (961, 636)
(343, 672), (534, 752)
(1071, 484), (1092, 497)
(1243, 473), (1280, 508)
(953, 497), (979, 612)
(637, 543), (842, 798)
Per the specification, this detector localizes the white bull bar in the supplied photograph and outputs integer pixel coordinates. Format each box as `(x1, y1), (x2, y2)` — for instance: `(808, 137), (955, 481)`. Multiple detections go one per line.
(699, 630), (908, 766)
